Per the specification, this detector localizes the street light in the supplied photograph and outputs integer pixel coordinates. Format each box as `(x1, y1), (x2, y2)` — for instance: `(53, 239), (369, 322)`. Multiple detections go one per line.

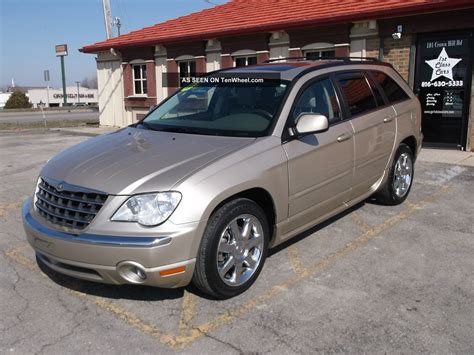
(75, 81), (80, 104)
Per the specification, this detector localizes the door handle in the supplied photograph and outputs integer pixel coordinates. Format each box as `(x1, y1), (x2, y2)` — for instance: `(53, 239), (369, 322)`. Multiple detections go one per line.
(337, 133), (352, 142)
(383, 116), (394, 123)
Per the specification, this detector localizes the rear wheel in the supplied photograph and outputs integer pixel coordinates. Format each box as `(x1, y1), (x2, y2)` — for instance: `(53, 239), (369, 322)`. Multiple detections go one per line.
(192, 198), (269, 299)
(376, 143), (414, 205)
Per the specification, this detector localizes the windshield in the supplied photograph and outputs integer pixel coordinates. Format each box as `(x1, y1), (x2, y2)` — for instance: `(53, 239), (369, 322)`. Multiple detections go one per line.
(139, 81), (289, 137)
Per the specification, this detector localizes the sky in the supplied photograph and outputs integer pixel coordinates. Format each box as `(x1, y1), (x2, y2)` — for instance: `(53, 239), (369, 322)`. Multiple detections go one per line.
(0, 0), (226, 89)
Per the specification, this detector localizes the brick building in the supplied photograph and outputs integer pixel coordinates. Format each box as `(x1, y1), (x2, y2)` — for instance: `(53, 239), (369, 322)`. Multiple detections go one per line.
(81, 0), (474, 151)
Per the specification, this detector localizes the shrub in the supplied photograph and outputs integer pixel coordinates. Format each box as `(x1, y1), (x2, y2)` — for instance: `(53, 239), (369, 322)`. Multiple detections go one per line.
(4, 91), (33, 109)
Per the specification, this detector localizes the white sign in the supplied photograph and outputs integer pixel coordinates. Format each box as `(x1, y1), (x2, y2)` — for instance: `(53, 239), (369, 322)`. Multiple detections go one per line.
(425, 47), (462, 82)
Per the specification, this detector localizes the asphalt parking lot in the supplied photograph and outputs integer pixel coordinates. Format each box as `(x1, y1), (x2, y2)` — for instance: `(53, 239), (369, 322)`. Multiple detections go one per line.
(1, 129), (473, 354)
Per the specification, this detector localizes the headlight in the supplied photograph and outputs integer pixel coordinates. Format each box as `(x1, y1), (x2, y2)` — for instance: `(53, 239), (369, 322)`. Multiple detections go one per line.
(111, 192), (181, 226)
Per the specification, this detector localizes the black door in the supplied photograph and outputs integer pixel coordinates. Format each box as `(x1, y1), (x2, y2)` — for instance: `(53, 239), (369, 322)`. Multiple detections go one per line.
(415, 31), (473, 149)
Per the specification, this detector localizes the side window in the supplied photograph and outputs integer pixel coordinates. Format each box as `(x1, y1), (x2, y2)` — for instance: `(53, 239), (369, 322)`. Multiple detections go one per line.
(337, 75), (377, 116)
(292, 79), (341, 124)
(367, 73), (386, 107)
(371, 71), (410, 103)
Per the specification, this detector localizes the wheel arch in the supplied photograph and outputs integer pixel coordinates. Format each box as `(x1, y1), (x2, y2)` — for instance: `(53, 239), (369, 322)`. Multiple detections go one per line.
(209, 187), (277, 242)
(400, 135), (418, 159)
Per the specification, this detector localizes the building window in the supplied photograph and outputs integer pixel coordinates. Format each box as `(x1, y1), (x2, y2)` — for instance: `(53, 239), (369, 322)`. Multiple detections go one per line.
(179, 60), (196, 87)
(234, 56), (257, 67)
(133, 64), (147, 95)
(305, 50), (336, 60)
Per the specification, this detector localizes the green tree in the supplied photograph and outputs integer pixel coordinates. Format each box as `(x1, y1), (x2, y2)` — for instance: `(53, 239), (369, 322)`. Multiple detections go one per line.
(4, 91), (32, 109)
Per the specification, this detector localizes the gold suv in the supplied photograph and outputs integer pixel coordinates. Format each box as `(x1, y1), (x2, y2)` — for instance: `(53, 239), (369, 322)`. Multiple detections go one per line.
(22, 58), (422, 298)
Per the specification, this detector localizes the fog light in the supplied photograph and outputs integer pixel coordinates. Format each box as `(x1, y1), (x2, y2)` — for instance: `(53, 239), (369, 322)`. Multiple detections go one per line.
(117, 261), (147, 284)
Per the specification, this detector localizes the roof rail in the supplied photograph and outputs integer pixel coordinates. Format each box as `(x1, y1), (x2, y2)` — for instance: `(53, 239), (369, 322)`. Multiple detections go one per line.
(264, 56), (381, 64)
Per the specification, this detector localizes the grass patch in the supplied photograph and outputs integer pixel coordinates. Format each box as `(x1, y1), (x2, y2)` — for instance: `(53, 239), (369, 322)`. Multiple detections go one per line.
(0, 119), (99, 131)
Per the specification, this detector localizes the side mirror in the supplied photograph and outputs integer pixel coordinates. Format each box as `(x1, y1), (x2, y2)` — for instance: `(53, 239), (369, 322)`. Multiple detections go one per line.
(295, 113), (329, 136)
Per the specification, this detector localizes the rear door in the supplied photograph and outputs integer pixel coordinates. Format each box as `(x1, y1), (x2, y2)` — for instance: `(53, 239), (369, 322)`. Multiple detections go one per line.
(335, 72), (396, 200)
(283, 77), (354, 231)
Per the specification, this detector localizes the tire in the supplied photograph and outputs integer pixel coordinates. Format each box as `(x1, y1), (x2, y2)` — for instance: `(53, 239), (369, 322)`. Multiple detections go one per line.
(192, 198), (269, 299)
(376, 143), (414, 205)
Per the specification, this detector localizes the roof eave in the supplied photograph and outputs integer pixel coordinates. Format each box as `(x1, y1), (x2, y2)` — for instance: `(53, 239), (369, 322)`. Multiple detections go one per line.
(80, 1), (474, 54)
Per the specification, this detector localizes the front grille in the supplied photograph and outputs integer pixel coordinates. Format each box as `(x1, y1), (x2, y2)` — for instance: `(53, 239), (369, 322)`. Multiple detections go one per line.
(35, 178), (108, 230)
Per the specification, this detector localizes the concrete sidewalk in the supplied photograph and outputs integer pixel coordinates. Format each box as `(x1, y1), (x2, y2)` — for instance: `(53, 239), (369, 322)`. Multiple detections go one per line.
(417, 148), (474, 167)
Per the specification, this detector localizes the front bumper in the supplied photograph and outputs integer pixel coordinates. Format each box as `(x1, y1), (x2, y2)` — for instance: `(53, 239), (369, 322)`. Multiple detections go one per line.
(22, 198), (197, 288)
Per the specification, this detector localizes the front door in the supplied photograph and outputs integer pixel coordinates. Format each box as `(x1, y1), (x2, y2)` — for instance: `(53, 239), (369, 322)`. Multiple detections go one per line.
(415, 31), (473, 149)
(283, 78), (354, 231)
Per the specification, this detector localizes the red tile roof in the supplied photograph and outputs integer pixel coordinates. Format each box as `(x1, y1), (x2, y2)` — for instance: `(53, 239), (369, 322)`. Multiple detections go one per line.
(81, 0), (473, 53)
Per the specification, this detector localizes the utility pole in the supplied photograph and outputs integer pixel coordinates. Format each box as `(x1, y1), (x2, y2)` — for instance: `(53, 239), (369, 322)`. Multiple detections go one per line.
(55, 44), (68, 106)
(114, 16), (122, 36)
(102, 0), (113, 39)
(75, 81), (80, 104)
(60, 56), (67, 106)
(44, 70), (50, 108)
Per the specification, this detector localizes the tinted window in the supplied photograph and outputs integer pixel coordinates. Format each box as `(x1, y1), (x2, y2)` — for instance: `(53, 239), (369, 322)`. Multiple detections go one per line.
(369, 77), (386, 106)
(371, 71), (410, 103)
(338, 76), (377, 116)
(292, 79), (340, 124)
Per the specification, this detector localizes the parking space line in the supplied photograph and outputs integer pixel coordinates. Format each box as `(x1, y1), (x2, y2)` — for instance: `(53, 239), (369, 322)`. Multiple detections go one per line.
(5, 185), (450, 350)
(0, 201), (23, 218)
(287, 245), (309, 276)
(178, 291), (199, 335)
(5, 244), (37, 271)
(173, 185), (451, 348)
(74, 291), (166, 340)
(351, 211), (371, 231)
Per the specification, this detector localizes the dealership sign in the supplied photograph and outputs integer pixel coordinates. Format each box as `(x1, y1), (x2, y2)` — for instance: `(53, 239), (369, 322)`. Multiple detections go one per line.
(424, 48), (462, 82)
(53, 93), (95, 99)
(415, 32), (472, 146)
(55, 44), (68, 57)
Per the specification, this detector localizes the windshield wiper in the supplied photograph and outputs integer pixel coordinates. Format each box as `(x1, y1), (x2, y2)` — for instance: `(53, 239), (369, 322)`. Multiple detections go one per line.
(158, 127), (191, 134)
(136, 121), (157, 131)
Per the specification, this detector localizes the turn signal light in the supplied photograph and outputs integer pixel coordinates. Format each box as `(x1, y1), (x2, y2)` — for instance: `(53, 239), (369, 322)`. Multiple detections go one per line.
(159, 266), (186, 277)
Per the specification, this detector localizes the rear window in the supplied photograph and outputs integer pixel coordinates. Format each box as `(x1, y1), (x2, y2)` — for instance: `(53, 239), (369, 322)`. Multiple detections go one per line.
(337, 75), (377, 116)
(371, 71), (410, 103)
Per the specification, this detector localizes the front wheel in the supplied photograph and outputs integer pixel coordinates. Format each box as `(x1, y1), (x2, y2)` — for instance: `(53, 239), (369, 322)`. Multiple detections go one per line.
(376, 143), (414, 205)
(192, 198), (269, 299)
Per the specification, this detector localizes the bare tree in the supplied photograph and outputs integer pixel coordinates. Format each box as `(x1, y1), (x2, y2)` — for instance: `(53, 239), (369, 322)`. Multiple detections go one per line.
(80, 77), (91, 88)
(80, 75), (98, 89)
(89, 76), (98, 89)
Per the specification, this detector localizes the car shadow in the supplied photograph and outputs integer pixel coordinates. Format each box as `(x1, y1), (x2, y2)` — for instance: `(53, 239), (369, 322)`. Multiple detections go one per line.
(268, 201), (365, 257)
(37, 256), (186, 301)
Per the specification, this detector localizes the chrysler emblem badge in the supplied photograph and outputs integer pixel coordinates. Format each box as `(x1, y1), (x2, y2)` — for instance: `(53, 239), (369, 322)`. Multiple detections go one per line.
(56, 182), (64, 192)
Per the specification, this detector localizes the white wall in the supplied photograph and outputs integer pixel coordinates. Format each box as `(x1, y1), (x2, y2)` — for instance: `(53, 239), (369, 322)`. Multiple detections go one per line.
(155, 45), (168, 104)
(96, 51), (125, 126)
(28, 87), (98, 108)
(269, 31), (290, 60)
(0, 92), (12, 109)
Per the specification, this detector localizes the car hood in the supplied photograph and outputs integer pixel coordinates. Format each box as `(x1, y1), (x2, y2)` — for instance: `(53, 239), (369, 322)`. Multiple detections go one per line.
(41, 127), (255, 195)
